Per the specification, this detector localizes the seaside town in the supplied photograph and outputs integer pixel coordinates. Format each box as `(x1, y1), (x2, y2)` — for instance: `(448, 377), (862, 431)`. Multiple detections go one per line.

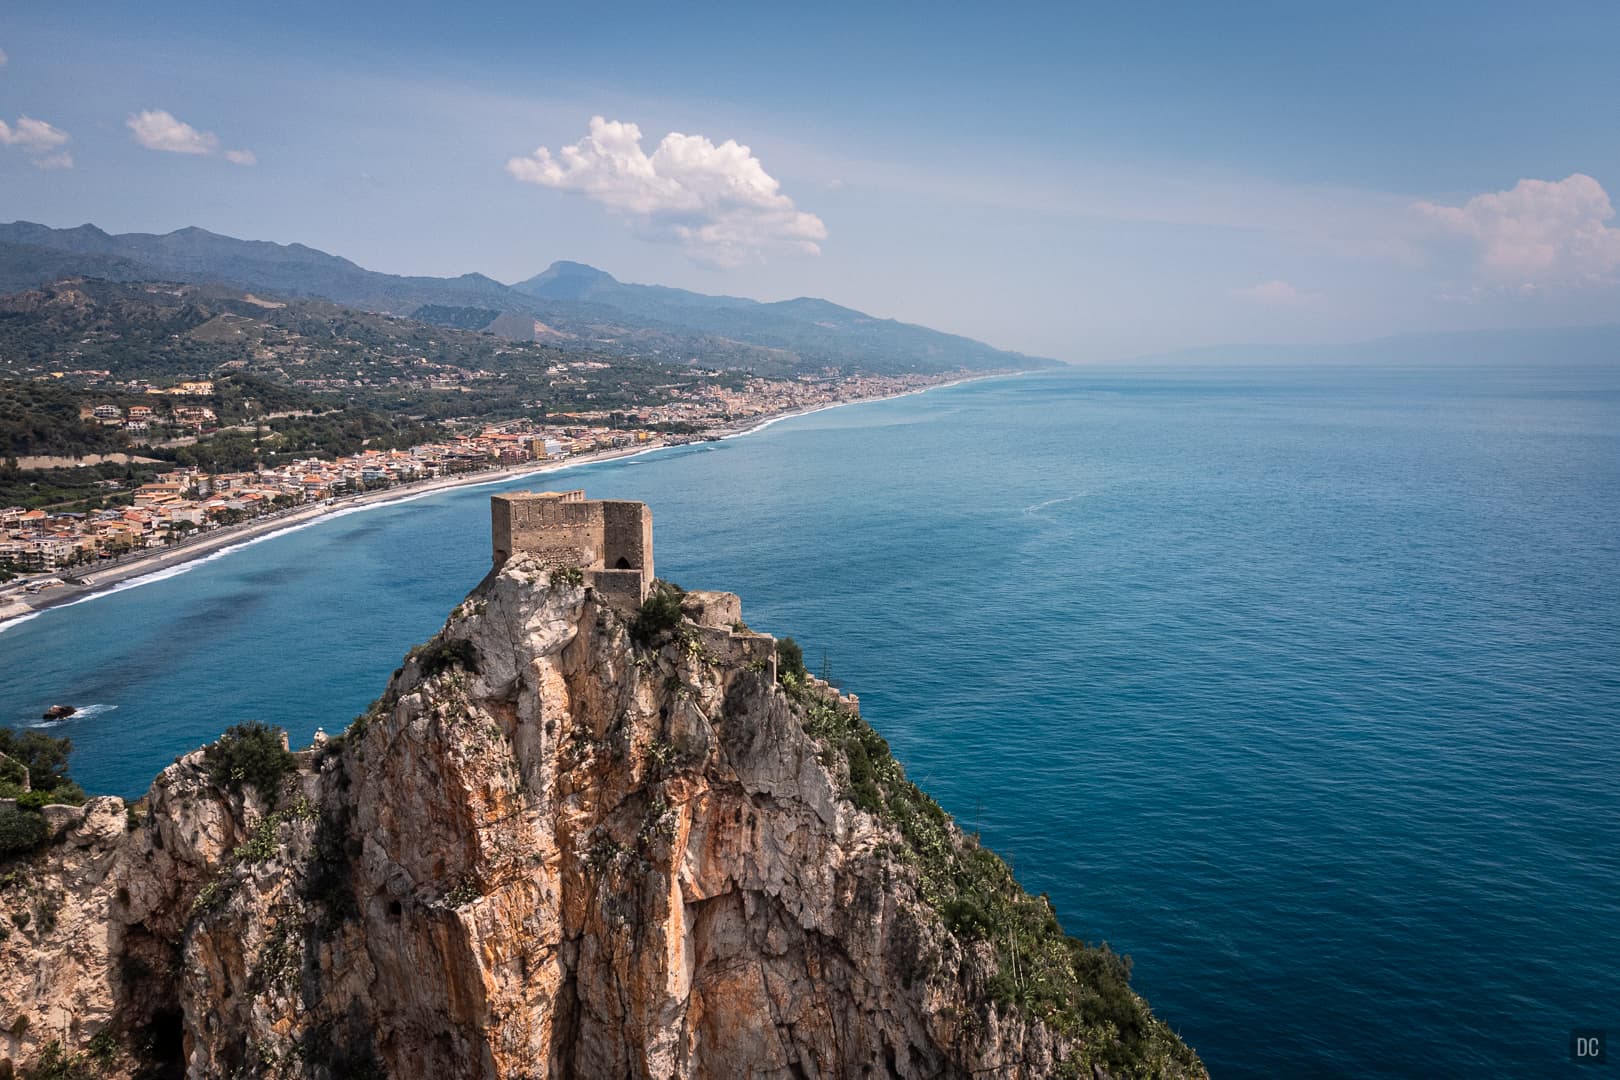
(0, 369), (965, 592)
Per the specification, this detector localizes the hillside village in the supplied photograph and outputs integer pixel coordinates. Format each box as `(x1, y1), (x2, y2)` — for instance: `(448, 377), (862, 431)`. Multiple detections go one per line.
(0, 368), (956, 577)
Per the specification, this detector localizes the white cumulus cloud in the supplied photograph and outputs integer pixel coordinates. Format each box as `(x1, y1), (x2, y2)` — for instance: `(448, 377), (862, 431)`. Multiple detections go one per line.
(507, 116), (827, 267)
(0, 115), (72, 168)
(128, 109), (256, 165)
(0, 116), (69, 152)
(1415, 173), (1620, 289)
(128, 109), (219, 154)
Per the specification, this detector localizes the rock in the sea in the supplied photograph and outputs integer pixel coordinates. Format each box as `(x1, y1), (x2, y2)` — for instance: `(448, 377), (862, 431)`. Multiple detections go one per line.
(0, 556), (1203, 1079)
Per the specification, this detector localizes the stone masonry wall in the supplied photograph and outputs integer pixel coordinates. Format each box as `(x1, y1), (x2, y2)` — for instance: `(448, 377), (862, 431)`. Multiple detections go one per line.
(493, 492), (654, 605)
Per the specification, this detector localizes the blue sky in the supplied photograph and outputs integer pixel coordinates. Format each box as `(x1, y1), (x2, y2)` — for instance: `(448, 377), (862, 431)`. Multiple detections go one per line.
(3, 1), (1618, 360)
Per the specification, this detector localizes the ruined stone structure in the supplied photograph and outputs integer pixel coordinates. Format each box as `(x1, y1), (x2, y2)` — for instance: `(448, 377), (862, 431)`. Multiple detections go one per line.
(680, 589), (779, 683)
(491, 489), (654, 605)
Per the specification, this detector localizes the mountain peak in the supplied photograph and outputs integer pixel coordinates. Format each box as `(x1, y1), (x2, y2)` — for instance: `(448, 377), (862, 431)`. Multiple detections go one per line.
(542, 259), (614, 280)
(1, 221), (112, 246)
(511, 260), (620, 301)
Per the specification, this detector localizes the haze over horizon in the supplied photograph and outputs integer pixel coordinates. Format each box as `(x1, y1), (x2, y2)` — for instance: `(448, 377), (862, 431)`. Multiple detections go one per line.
(3, 1), (1619, 362)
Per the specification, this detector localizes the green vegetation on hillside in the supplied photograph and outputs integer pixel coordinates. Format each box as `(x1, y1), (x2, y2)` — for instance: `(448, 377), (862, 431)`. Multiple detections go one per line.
(630, 580), (688, 646)
(165, 408), (443, 474)
(0, 279), (539, 383)
(0, 805), (47, 859)
(11, 1038), (114, 1080)
(0, 363), (453, 510)
(0, 730), (88, 858)
(203, 722), (295, 808)
(775, 636), (807, 681)
(0, 281), (742, 433)
(0, 458), (159, 512)
(0, 381), (128, 458)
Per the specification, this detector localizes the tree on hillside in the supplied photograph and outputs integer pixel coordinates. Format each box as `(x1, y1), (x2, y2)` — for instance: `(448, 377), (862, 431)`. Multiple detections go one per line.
(0, 729), (75, 791)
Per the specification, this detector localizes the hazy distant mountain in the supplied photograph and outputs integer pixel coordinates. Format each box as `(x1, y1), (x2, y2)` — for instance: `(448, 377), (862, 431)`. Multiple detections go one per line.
(0, 222), (523, 315)
(512, 260), (1043, 372)
(0, 240), (155, 294)
(515, 260), (756, 313)
(0, 222), (1052, 375)
(511, 262), (1049, 375)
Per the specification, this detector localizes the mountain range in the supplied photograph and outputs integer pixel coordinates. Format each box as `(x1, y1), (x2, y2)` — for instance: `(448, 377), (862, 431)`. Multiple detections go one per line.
(0, 222), (1053, 376)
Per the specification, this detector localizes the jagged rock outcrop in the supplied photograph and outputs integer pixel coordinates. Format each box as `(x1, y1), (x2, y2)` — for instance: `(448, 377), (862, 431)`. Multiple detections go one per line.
(0, 558), (1204, 1079)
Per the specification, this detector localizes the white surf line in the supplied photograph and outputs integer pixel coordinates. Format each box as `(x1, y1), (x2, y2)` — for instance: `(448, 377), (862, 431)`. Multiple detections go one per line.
(5, 512), (345, 627)
(721, 400), (857, 440)
(0, 608), (45, 634)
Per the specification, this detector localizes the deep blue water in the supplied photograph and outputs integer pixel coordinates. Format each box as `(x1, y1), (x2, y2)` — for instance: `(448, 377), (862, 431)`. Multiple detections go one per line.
(4, 364), (1618, 1077)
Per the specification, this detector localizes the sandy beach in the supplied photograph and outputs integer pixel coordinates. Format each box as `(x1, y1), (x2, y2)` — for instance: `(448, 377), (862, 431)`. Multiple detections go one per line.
(0, 373), (1009, 628)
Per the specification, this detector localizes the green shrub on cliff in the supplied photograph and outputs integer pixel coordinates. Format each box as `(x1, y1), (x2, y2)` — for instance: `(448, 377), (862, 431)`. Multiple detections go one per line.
(0, 806), (47, 858)
(204, 722), (295, 808)
(413, 637), (480, 677)
(776, 636), (807, 682)
(13, 787), (86, 812)
(630, 580), (687, 646)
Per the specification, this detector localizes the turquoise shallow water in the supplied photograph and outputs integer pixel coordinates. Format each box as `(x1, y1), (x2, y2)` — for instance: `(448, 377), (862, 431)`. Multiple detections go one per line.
(4, 364), (1618, 1077)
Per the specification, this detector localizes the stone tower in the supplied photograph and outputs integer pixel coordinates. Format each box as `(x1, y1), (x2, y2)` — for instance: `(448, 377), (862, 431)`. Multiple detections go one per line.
(490, 489), (654, 606)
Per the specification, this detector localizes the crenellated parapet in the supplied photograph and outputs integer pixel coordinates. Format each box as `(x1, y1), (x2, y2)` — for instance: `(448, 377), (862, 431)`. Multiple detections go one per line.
(491, 489), (654, 605)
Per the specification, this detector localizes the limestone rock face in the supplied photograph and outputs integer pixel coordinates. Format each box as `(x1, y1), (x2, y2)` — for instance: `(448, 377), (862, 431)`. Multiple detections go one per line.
(0, 557), (1204, 1079)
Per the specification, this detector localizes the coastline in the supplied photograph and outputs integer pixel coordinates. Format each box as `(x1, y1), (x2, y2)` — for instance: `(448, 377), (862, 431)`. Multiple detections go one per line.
(0, 371), (1013, 631)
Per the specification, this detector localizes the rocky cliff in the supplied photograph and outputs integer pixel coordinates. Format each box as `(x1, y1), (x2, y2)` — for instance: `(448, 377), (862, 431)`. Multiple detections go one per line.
(0, 558), (1203, 1079)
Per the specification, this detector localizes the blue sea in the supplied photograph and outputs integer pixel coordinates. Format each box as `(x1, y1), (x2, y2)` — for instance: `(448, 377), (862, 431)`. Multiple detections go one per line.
(4, 364), (1617, 1077)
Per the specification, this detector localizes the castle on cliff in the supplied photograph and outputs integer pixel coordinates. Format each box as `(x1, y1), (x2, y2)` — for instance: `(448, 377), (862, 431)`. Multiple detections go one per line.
(491, 488), (782, 679)
(490, 489), (654, 605)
